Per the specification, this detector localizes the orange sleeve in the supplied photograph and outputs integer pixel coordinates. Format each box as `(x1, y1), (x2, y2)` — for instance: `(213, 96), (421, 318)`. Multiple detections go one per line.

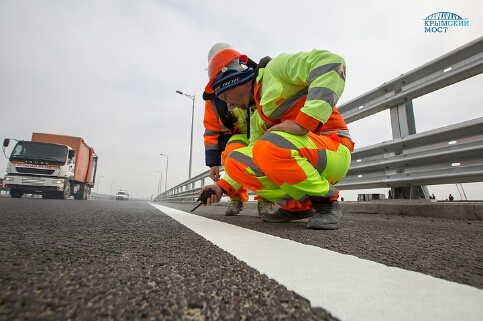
(216, 179), (237, 198)
(295, 111), (323, 134)
(203, 100), (223, 148)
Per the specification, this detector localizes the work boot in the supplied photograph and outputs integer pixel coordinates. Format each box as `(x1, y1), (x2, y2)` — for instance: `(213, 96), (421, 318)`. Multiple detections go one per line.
(257, 198), (274, 217)
(224, 200), (244, 216)
(261, 208), (315, 223)
(307, 200), (342, 230)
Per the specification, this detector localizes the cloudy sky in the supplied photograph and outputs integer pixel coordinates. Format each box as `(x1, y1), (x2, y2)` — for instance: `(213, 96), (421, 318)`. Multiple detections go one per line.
(1, 0), (482, 200)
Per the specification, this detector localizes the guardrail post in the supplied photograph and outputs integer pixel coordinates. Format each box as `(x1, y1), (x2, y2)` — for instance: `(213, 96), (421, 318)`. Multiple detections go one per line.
(389, 100), (430, 199)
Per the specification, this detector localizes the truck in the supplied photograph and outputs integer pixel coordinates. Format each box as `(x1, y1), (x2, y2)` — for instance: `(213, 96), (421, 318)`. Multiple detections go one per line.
(2, 133), (98, 200)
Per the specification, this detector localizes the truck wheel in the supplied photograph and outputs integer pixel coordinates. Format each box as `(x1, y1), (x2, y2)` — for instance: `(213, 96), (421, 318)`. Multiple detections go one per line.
(82, 185), (89, 200)
(10, 189), (24, 198)
(74, 186), (83, 200)
(59, 182), (71, 200)
(74, 184), (89, 200)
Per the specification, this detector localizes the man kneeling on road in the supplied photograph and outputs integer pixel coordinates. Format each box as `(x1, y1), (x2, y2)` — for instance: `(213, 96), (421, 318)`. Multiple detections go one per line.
(198, 46), (354, 230)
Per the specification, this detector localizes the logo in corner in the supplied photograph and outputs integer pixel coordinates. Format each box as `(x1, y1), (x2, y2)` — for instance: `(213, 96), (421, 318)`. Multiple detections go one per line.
(424, 12), (469, 33)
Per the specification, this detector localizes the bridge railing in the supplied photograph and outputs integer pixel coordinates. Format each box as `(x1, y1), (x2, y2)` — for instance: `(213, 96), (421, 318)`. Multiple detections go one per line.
(157, 36), (483, 203)
(337, 35), (483, 122)
(338, 117), (483, 190)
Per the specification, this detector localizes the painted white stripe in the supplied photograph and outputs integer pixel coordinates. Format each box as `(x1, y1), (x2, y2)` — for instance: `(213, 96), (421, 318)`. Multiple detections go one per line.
(151, 204), (483, 321)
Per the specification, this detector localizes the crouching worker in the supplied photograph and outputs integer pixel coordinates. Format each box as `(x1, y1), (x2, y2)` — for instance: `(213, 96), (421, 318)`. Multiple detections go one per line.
(199, 46), (354, 230)
(203, 43), (274, 216)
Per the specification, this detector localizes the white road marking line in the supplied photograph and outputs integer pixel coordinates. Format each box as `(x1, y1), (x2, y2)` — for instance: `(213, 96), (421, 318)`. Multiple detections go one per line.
(151, 204), (483, 321)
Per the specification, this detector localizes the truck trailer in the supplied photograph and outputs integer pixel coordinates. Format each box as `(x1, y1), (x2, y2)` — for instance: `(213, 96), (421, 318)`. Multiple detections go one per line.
(2, 133), (98, 200)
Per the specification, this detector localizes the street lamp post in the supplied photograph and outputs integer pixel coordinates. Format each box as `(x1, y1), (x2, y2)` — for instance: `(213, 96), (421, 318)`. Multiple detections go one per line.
(110, 181), (116, 195)
(176, 90), (195, 179)
(97, 175), (104, 192)
(160, 153), (169, 192)
(155, 179), (160, 195)
(156, 171), (163, 195)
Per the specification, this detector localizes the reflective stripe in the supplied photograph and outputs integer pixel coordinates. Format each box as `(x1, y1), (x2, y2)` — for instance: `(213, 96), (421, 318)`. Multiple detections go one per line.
(229, 151), (265, 177)
(210, 98), (219, 117)
(270, 87), (308, 120)
(226, 138), (248, 146)
(204, 129), (223, 135)
(299, 195), (310, 204)
(320, 129), (352, 140)
(316, 149), (328, 173)
(258, 132), (297, 150)
(307, 87), (338, 108)
(309, 63), (346, 83)
(205, 144), (219, 151)
(260, 132), (329, 174)
(278, 199), (288, 207)
(325, 184), (338, 198)
(263, 86), (339, 121)
(278, 195), (309, 207)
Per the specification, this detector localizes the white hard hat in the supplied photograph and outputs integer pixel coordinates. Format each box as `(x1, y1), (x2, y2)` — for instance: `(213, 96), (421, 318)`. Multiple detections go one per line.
(207, 42), (233, 62)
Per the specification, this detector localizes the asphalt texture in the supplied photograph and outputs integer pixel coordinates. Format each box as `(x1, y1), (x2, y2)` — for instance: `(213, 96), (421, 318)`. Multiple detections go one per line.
(0, 198), (336, 321)
(176, 201), (483, 290)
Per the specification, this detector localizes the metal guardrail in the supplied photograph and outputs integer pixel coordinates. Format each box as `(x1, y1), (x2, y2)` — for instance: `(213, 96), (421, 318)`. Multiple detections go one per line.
(338, 117), (483, 189)
(158, 36), (483, 202)
(90, 192), (115, 200)
(159, 171), (212, 202)
(338, 36), (483, 123)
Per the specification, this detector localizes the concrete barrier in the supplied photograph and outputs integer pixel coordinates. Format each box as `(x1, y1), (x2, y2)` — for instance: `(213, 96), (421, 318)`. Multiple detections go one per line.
(339, 200), (483, 220)
(165, 199), (483, 221)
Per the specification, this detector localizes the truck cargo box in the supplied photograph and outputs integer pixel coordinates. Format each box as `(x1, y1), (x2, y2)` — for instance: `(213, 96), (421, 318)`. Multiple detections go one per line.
(31, 133), (96, 184)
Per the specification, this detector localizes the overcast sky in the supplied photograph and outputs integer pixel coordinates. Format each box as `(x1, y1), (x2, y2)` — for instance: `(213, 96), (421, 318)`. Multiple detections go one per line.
(1, 0), (482, 200)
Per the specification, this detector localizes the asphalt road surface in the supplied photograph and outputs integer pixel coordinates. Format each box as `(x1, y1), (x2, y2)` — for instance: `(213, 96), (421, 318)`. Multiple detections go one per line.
(0, 197), (482, 320)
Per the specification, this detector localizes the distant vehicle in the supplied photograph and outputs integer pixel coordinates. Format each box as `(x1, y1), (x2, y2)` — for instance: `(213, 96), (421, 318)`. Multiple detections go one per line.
(2, 133), (98, 200)
(116, 190), (129, 201)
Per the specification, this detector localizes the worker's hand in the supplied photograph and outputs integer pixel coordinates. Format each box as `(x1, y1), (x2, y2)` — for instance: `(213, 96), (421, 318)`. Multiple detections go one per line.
(199, 184), (223, 206)
(266, 119), (309, 135)
(209, 166), (220, 182)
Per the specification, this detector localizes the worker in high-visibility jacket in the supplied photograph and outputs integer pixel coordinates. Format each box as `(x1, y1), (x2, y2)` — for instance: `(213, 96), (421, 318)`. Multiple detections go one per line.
(199, 47), (354, 230)
(202, 43), (274, 216)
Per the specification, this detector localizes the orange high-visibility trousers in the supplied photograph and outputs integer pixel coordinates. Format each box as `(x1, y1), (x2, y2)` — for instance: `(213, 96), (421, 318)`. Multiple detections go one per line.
(222, 133), (250, 202)
(223, 130), (351, 208)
